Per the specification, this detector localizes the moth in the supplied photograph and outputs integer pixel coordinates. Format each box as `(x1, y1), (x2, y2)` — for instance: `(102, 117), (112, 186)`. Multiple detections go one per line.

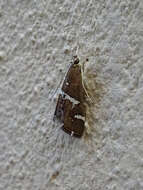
(53, 56), (87, 138)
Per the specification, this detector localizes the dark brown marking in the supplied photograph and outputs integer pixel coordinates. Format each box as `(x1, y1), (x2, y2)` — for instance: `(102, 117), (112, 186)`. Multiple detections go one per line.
(54, 56), (86, 138)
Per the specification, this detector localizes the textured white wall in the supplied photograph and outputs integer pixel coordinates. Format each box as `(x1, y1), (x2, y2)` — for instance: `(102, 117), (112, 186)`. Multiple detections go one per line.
(0, 0), (143, 189)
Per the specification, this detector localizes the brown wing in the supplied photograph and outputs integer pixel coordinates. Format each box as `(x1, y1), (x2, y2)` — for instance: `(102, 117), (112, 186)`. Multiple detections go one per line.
(62, 100), (85, 137)
(54, 62), (86, 138)
(62, 64), (86, 102)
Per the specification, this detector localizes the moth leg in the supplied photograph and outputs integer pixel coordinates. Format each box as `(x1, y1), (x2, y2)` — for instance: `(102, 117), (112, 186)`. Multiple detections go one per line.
(81, 67), (95, 104)
(81, 59), (97, 104)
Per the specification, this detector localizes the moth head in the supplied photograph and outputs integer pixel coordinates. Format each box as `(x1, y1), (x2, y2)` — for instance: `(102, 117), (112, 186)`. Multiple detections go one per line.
(73, 55), (80, 65)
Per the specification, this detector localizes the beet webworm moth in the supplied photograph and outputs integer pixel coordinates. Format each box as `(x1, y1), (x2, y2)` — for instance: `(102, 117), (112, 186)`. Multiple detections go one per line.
(53, 56), (87, 138)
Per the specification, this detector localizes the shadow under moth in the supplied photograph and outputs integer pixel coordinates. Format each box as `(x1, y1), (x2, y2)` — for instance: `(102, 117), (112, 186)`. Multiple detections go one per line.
(53, 56), (87, 138)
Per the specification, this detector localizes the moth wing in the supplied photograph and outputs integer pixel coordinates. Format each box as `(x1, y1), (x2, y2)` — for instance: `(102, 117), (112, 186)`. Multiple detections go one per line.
(62, 64), (86, 102)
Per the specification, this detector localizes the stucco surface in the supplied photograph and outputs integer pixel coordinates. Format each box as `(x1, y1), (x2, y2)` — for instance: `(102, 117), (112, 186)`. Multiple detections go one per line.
(0, 0), (143, 189)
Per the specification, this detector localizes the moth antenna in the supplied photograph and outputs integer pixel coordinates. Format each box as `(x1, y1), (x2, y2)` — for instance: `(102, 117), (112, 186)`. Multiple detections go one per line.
(75, 39), (81, 58)
(49, 82), (61, 101)
(81, 59), (95, 104)
(49, 59), (74, 103)
(75, 41), (92, 102)
(76, 44), (79, 56)
(75, 44), (95, 104)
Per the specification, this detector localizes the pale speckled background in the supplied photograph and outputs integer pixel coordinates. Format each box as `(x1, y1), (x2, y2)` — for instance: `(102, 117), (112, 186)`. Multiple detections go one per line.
(0, 0), (143, 190)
